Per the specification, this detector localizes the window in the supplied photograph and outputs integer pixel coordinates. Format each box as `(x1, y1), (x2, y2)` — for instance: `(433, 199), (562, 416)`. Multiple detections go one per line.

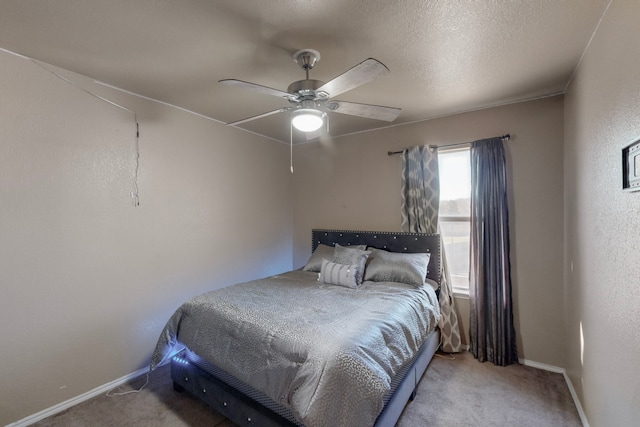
(438, 147), (471, 294)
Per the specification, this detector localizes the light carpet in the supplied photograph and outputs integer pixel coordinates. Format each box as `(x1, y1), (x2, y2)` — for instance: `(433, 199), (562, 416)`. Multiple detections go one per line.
(32, 351), (582, 427)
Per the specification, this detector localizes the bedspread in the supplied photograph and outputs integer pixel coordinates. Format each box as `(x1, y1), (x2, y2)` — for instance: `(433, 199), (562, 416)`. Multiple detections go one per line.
(151, 270), (440, 427)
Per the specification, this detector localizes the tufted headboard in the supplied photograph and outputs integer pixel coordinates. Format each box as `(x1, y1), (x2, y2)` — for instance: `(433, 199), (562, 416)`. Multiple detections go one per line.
(312, 229), (441, 287)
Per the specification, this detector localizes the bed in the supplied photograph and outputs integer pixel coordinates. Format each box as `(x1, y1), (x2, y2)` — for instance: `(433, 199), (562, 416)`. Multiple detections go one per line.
(150, 229), (442, 427)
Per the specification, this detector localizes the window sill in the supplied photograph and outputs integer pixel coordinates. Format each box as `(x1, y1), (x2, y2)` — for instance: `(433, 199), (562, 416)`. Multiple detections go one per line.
(452, 289), (470, 299)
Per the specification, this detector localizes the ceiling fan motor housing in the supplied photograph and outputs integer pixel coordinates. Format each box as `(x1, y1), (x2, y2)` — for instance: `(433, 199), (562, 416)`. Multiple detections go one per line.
(287, 79), (328, 100)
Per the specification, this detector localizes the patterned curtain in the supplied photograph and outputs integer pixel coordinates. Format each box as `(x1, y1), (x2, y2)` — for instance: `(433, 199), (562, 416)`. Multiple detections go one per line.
(469, 138), (518, 365)
(401, 146), (462, 353)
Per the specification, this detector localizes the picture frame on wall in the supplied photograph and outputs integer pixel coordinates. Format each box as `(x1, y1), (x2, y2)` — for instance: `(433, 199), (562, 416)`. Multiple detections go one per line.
(622, 138), (640, 192)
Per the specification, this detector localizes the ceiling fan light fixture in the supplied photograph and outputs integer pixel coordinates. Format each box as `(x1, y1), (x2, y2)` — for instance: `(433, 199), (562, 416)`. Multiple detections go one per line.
(292, 108), (325, 132)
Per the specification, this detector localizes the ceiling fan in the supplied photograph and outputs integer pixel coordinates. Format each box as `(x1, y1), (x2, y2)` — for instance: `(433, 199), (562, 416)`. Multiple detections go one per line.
(219, 49), (401, 135)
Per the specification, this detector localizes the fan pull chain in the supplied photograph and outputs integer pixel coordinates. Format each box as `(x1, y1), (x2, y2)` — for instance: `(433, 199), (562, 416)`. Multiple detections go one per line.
(290, 119), (294, 174)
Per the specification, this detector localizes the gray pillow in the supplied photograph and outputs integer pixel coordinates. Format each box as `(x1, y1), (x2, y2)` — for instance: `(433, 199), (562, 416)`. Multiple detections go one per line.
(302, 244), (335, 272)
(332, 244), (370, 286)
(364, 248), (430, 288)
(318, 259), (359, 289)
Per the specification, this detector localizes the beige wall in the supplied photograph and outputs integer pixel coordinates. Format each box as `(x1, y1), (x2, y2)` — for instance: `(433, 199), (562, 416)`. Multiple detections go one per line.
(564, 1), (640, 425)
(8, 3), (640, 423)
(293, 96), (565, 366)
(0, 52), (292, 425)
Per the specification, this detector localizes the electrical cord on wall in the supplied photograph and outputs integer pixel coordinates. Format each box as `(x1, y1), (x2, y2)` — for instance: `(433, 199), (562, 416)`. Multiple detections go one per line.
(131, 121), (140, 206)
(0, 46), (142, 206)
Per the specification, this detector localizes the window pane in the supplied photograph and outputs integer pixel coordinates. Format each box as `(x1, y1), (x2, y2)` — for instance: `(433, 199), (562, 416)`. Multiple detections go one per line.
(440, 220), (470, 290)
(439, 148), (471, 291)
(439, 150), (470, 217)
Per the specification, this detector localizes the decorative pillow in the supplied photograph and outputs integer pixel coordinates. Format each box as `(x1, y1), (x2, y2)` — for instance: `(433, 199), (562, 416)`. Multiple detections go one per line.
(346, 244), (367, 251)
(332, 244), (371, 285)
(303, 244), (335, 272)
(364, 248), (431, 288)
(318, 259), (359, 289)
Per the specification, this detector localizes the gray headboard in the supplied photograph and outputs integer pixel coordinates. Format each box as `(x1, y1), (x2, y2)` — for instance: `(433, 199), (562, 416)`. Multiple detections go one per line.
(312, 229), (441, 286)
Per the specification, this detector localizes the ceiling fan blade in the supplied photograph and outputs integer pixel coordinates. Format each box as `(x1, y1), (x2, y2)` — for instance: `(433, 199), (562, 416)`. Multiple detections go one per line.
(227, 107), (290, 126)
(304, 129), (323, 141)
(327, 101), (401, 122)
(317, 58), (390, 98)
(219, 79), (293, 100)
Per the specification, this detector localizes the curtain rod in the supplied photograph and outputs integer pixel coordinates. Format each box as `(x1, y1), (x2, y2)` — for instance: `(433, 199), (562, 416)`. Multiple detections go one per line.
(387, 133), (511, 156)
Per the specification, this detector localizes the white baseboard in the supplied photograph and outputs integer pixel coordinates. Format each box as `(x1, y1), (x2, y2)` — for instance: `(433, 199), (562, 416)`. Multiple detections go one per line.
(562, 371), (590, 427)
(520, 357), (565, 373)
(519, 358), (589, 427)
(5, 367), (149, 427)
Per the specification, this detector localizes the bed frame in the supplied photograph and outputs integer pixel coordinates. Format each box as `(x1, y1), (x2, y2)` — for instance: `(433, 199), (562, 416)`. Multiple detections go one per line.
(171, 229), (442, 427)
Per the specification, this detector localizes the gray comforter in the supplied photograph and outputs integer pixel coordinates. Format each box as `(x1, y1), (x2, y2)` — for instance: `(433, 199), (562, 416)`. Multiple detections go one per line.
(151, 270), (440, 427)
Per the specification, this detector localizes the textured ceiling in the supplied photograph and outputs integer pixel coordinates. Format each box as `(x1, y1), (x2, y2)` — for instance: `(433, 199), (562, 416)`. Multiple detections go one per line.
(0, 0), (610, 143)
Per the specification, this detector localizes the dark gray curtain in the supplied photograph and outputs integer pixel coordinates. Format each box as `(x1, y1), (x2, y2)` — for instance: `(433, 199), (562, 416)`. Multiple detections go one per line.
(469, 137), (518, 366)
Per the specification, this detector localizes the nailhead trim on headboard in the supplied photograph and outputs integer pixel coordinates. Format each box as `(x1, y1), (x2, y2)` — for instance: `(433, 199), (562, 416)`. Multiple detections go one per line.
(311, 229), (441, 286)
